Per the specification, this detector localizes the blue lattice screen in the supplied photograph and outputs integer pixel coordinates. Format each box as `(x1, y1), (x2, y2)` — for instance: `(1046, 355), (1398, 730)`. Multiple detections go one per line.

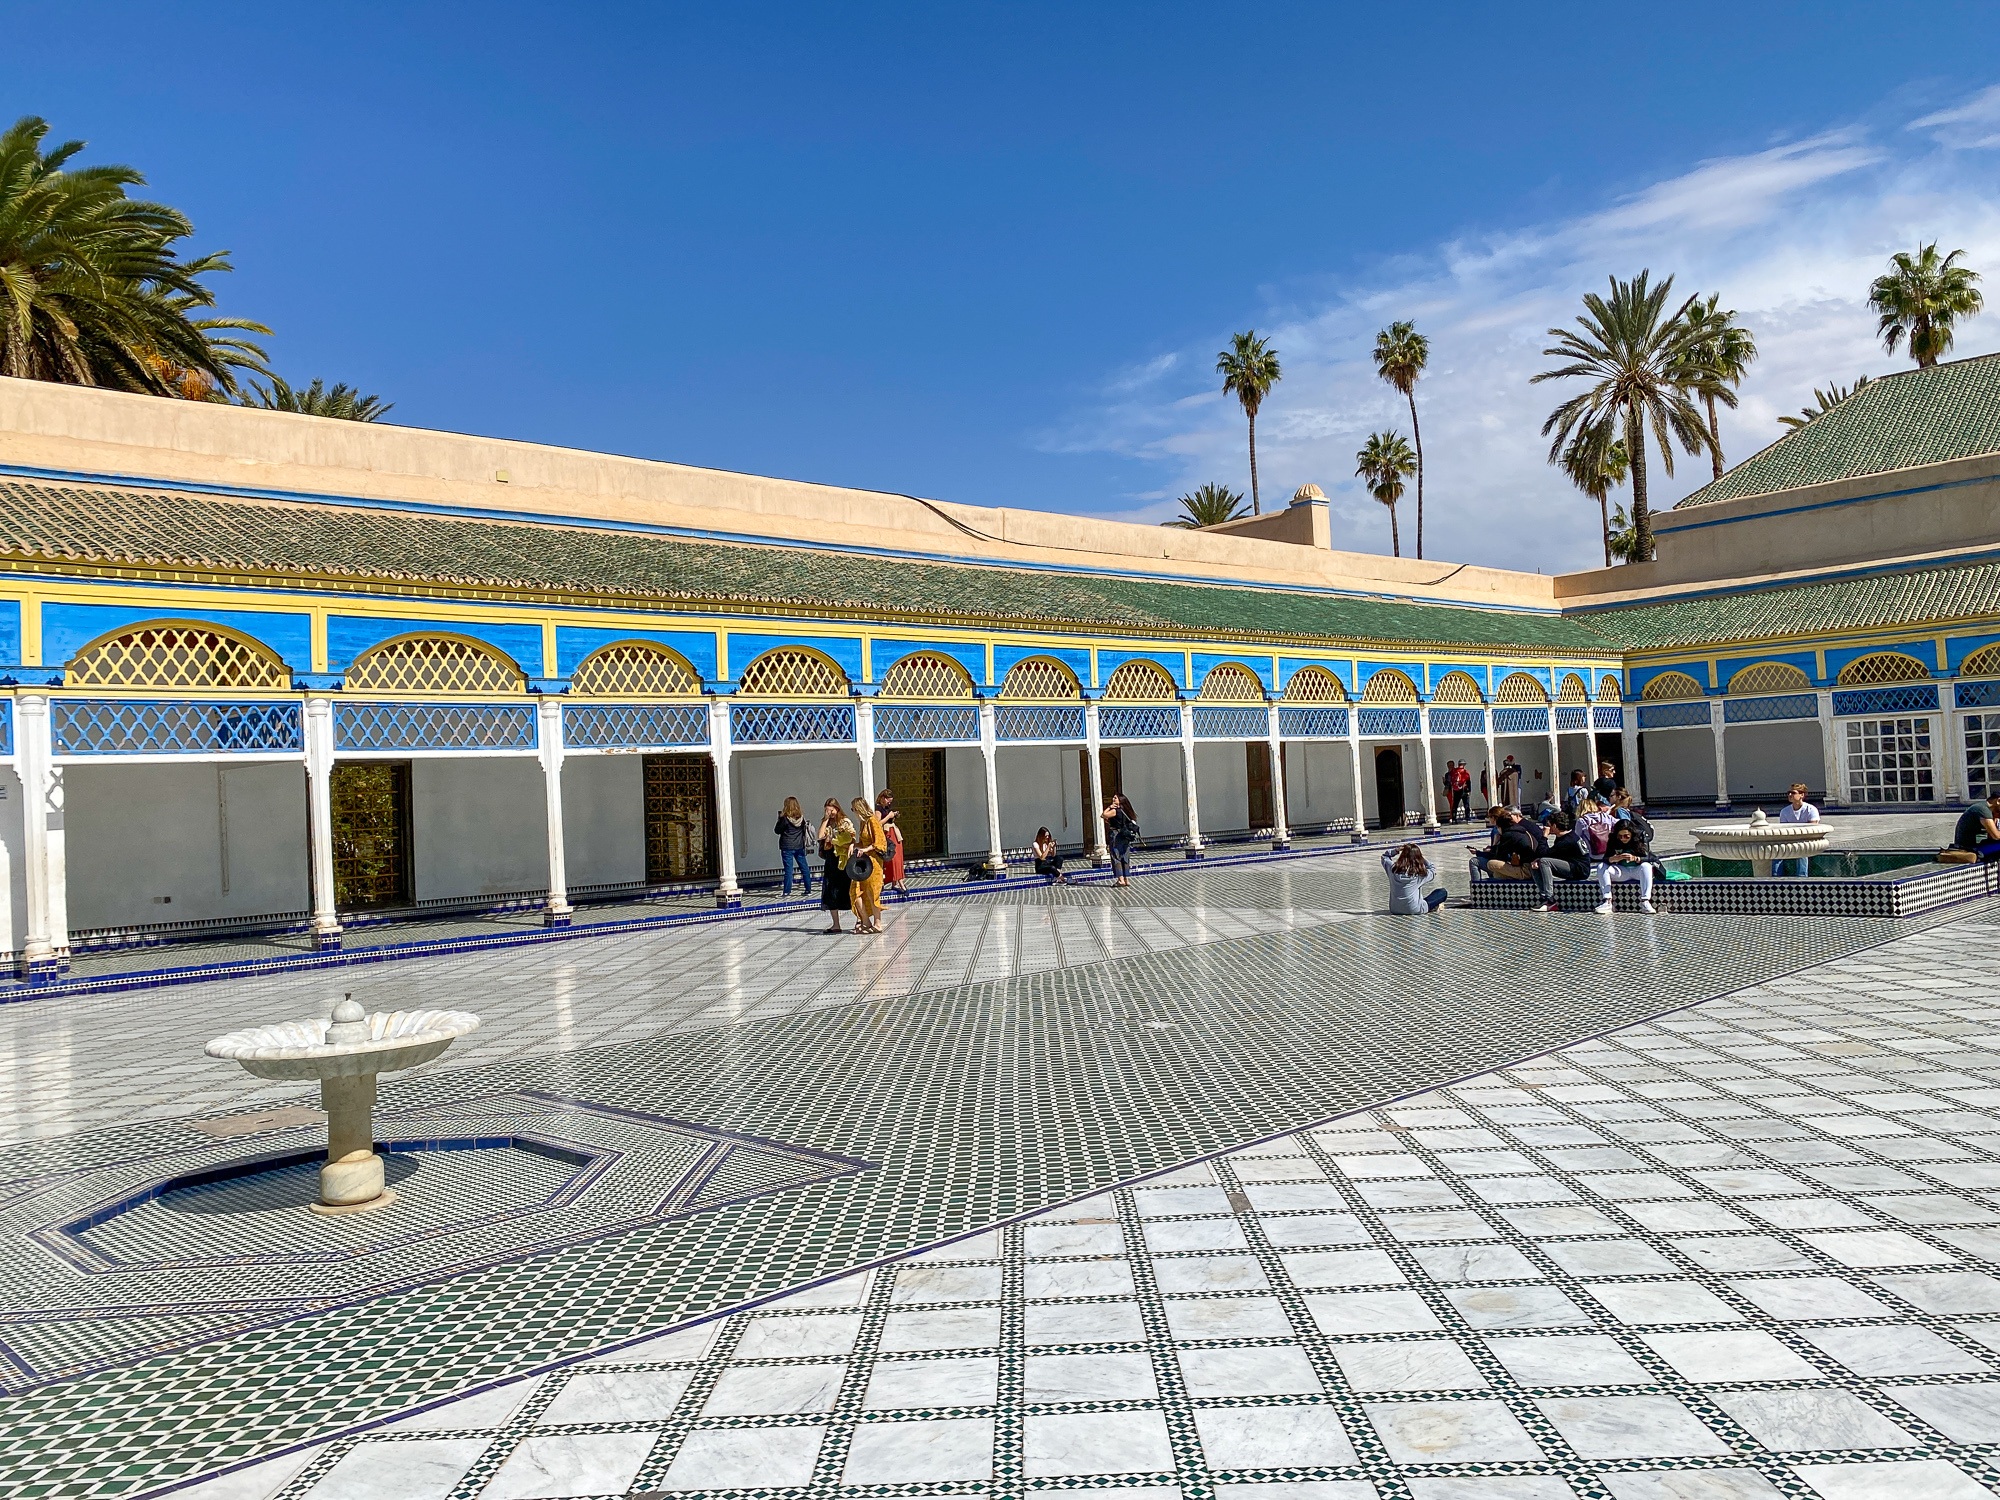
(1637, 702), (1712, 730)
(1429, 707), (1484, 737)
(730, 703), (856, 744)
(1554, 706), (1589, 731)
(1278, 706), (1348, 738)
(1723, 693), (1818, 724)
(335, 702), (536, 751)
(994, 705), (1084, 741)
(1491, 707), (1549, 735)
(1593, 706), (1624, 729)
(1833, 685), (1939, 717)
(1099, 706), (1179, 740)
(1193, 707), (1267, 739)
(873, 706), (979, 742)
(1958, 681), (2000, 710)
(564, 703), (708, 749)
(55, 700), (303, 755)
(0, 699), (12, 757)
(1358, 707), (1420, 738)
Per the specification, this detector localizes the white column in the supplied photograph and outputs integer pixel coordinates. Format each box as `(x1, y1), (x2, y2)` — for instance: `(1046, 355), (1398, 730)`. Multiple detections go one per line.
(709, 699), (742, 905)
(1266, 702), (1290, 849)
(15, 695), (67, 978)
(1817, 689), (1845, 806)
(1419, 706), (1440, 832)
(303, 697), (342, 949)
(1084, 700), (1108, 863)
(1545, 720), (1562, 814)
(1346, 709), (1368, 843)
(1620, 708), (1641, 804)
(537, 698), (572, 926)
(979, 699), (1006, 875)
(1710, 698), (1731, 807)
(1937, 685), (1961, 804)
(1179, 700), (1205, 858)
(1481, 717), (1500, 812)
(855, 698), (876, 805)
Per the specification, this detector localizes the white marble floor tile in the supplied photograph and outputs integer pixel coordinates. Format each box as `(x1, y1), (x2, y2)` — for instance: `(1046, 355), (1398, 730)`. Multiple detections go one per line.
(1713, 1388), (1914, 1451)
(1023, 1410), (1174, 1476)
(843, 1416), (993, 1483)
(484, 1432), (657, 1499)
(536, 1368), (693, 1425)
(1024, 1351), (1158, 1402)
(863, 1355), (998, 1410)
(657, 1427), (823, 1490)
(1194, 1405), (1357, 1468)
(1793, 1458), (1999, 1500)
(1177, 1343), (1322, 1398)
(1333, 1339), (1487, 1392)
(1484, 1334), (1652, 1387)
(1639, 1329), (1821, 1384)
(1366, 1399), (1543, 1463)
(1881, 1382), (2000, 1442)
(700, 1361), (845, 1416)
(306, 1440), (487, 1500)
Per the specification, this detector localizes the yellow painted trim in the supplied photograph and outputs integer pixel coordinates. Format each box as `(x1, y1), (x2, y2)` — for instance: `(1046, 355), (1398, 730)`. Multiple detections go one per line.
(860, 637), (873, 684)
(1936, 636), (1949, 671)
(310, 606), (328, 674)
(541, 622), (558, 679)
(21, 593), (39, 668)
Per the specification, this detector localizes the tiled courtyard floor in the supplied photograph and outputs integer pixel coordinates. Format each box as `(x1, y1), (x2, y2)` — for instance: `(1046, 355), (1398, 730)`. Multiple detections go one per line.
(0, 812), (1992, 1499)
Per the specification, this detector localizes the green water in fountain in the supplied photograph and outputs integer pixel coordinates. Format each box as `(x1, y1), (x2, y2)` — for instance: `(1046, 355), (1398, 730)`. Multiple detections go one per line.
(1665, 850), (1940, 881)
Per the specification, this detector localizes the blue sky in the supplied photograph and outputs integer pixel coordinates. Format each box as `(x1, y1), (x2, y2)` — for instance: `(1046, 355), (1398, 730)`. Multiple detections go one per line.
(7, 3), (2000, 571)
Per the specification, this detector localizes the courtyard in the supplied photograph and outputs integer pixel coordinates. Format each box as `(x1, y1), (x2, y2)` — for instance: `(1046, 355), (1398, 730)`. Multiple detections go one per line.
(0, 814), (1995, 1499)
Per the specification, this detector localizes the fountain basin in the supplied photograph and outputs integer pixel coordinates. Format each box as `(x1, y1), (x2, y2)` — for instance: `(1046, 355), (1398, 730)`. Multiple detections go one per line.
(207, 998), (479, 1215)
(1691, 808), (1831, 877)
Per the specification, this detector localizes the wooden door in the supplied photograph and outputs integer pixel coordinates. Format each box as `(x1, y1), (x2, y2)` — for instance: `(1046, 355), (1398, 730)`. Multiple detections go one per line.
(1246, 742), (1273, 828)
(885, 748), (946, 857)
(1078, 746), (1124, 818)
(331, 761), (412, 909)
(644, 754), (718, 882)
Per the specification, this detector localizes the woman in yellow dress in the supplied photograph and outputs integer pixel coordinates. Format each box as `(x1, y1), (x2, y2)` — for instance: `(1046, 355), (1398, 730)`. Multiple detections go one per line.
(848, 795), (888, 934)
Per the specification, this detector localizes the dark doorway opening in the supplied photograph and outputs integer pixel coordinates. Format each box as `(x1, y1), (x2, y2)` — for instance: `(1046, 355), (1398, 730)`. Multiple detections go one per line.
(885, 748), (947, 857)
(644, 754), (718, 883)
(1374, 747), (1406, 830)
(1246, 742), (1273, 829)
(1595, 732), (1626, 794)
(330, 761), (413, 909)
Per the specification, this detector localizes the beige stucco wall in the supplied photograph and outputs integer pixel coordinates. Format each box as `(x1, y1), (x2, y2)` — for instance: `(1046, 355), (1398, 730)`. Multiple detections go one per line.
(0, 376), (1556, 609)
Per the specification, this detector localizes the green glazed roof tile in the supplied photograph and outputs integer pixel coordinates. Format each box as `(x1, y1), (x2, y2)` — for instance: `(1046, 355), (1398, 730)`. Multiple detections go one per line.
(1677, 351), (2000, 508)
(1572, 555), (2000, 651)
(0, 479), (1610, 655)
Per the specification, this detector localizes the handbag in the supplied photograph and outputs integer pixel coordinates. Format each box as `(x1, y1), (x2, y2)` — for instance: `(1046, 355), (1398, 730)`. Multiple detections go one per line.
(844, 821), (875, 882)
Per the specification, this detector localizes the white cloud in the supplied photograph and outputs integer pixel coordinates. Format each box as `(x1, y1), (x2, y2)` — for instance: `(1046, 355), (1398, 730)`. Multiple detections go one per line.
(1045, 85), (2000, 574)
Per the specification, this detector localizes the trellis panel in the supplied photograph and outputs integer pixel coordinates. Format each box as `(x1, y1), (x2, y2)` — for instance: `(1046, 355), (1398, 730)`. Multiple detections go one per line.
(1429, 707), (1485, 736)
(1099, 706), (1180, 739)
(54, 700), (303, 756)
(568, 645), (702, 697)
(346, 637), (523, 694)
(729, 703), (856, 744)
(1278, 706), (1348, 738)
(1193, 707), (1267, 739)
(1833, 685), (1939, 717)
(994, 705), (1084, 741)
(1638, 702), (1712, 730)
(873, 706), (979, 742)
(563, 703), (709, 749)
(1492, 707), (1550, 735)
(66, 626), (290, 691)
(1723, 694), (1819, 724)
(335, 702), (536, 751)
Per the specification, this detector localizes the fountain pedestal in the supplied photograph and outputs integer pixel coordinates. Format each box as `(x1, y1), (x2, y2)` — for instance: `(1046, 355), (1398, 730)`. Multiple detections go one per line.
(207, 996), (480, 1215)
(1691, 808), (1833, 877)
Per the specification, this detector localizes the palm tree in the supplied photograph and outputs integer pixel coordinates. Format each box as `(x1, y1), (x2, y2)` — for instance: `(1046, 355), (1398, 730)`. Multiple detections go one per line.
(1532, 271), (1712, 564)
(1164, 481), (1247, 529)
(1777, 376), (1871, 431)
(1607, 504), (1640, 563)
(1558, 426), (1629, 568)
(245, 377), (394, 422)
(1675, 294), (1757, 481)
(0, 115), (264, 396)
(1216, 331), (1281, 513)
(1371, 321), (1430, 558)
(1868, 244), (1983, 367)
(1355, 431), (1416, 557)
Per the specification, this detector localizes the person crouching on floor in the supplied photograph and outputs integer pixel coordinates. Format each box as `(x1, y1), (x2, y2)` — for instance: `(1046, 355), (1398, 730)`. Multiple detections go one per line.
(1384, 843), (1450, 914)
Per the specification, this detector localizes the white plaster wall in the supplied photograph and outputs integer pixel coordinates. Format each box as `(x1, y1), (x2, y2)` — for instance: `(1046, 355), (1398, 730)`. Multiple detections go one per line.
(1725, 721), (1825, 803)
(731, 748), (862, 871)
(1284, 742), (1355, 826)
(1491, 736), (1553, 808)
(0, 767), (27, 953)
(1639, 728), (1718, 803)
(1118, 744), (1186, 837)
(942, 747), (987, 856)
(562, 754), (645, 889)
(1194, 742), (1251, 834)
(412, 758), (549, 899)
(996, 746), (1075, 849)
(67, 761), (308, 930)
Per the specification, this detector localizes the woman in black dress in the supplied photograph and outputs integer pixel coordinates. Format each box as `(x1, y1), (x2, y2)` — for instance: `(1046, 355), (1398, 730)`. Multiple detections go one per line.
(817, 797), (853, 932)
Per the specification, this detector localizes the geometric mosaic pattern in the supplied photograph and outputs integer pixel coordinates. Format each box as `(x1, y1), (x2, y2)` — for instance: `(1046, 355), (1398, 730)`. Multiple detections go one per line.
(63, 626), (290, 691)
(159, 905), (2000, 1500)
(332, 701), (538, 751)
(343, 636), (523, 695)
(51, 699), (303, 756)
(562, 703), (709, 749)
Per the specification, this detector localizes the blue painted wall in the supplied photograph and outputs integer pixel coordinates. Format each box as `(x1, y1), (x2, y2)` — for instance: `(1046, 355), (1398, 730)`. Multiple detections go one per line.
(1275, 656), (1355, 693)
(1191, 652), (1275, 692)
(1713, 650), (1818, 691)
(726, 631), (864, 684)
(0, 599), (21, 664)
(327, 615), (544, 673)
(994, 644), (1091, 689)
(556, 626), (719, 680)
(1096, 648), (1188, 689)
(43, 602), (312, 668)
(869, 637), (986, 685)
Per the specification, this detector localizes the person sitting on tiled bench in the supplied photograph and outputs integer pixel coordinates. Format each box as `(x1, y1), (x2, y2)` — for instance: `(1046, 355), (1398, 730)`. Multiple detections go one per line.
(1951, 795), (2000, 862)
(1595, 818), (1658, 914)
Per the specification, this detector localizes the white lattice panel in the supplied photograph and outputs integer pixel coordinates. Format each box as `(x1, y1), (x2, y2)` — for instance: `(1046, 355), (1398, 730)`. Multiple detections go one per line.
(998, 658), (1082, 701)
(1430, 672), (1483, 705)
(346, 637), (523, 694)
(1641, 671), (1703, 701)
(1728, 661), (1811, 695)
(1836, 652), (1931, 687)
(1197, 664), (1264, 701)
(569, 645), (701, 697)
(1282, 668), (1347, 704)
(877, 654), (975, 700)
(1101, 661), (1177, 702)
(1361, 671), (1419, 704)
(65, 627), (290, 691)
(1493, 672), (1548, 705)
(736, 649), (849, 698)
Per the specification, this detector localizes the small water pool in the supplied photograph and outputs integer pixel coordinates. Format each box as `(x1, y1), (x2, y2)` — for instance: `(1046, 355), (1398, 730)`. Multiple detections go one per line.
(1664, 850), (1940, 882)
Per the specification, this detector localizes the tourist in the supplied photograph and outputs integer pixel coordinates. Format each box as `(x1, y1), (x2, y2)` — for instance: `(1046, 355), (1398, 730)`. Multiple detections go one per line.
(1479, 807), (1543, 888)
(774, 796), (813, 898)
(1102, 793), (1140, 887)
(1032, 827), (1068, 883)
(818, 798), (853, 933)
(1776, 782), (1819, 876)
(1564, 769), (1590, 817)
(1535, 810), (1593, 911)
(1594, 819), (1657, 913)
(1576, 797), (1617, 857)
(1592, 760), (1620, 802)
(1383, 843), (1450, 913)
(848, 796), (888, 933)
(1449, 760), (1472, 822)
(875, 788), (908, 895)
(1467, 805), (1510, 881)
(1498, 755), (1523, 806)
(1952, 795), (2000, 861)
(1442, 761), (1458, 823)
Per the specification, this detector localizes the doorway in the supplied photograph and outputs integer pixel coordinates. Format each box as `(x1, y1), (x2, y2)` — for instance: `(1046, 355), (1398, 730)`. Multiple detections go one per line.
(643, 754), (718, 882)
(1373, 746), (1405, 830)
(885, 748), (947, 857)
(1594, 732), (1625, 793)
(1079, 746), (1124, 819)
(330, 761), (413, 909)
(1246, 742), (1274, 829)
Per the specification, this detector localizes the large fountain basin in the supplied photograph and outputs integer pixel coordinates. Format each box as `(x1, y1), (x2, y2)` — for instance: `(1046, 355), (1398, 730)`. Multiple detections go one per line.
(205, 1008), (479, 1080)
(1691, 809), (1832, 876)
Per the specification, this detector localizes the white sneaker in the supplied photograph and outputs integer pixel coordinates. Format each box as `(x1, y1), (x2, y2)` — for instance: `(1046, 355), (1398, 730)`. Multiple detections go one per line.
(1594, 900), (1614, 914)
(1640, 901), (1656, 914)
